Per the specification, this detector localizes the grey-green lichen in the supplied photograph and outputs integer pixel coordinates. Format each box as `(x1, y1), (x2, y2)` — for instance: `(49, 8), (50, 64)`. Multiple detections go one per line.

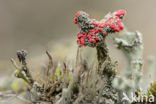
(113, 29), (144, 104)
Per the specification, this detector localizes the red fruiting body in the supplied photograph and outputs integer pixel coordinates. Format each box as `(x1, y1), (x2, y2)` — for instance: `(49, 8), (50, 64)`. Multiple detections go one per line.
(77, 32), (83, 38)
(74, 17), (77, 24)
(99, 28), (102, 32)
(90, 39), (96, 43)
(115, 10), (126, 16)
(114, 27), (120, 32)
(110, 24), (115, 29)
(89, 29), (94, 33)
(75, 11), (82, 17)
(119, 24), (124, 29)
(92, 22), (99, 26)
(104, 32), (108, 36)
(95, 36), (99, 41)
(77, 39), (80, 43)
(95, 27), (98, 33)
(98, 23), (104, 28)
(80, 38), (85, 45)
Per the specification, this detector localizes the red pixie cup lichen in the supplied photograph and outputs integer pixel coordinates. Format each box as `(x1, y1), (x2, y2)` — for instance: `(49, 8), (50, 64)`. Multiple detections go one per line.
(74, 10), (126, 47)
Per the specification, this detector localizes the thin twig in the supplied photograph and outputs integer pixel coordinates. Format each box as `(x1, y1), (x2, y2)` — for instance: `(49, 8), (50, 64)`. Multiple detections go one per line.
(10, 58), (20, 69)
(46, 50), (53, 76)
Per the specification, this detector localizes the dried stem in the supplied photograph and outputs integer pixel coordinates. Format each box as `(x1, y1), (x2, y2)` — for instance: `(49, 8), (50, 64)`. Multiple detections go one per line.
(46, 50), (53, 76)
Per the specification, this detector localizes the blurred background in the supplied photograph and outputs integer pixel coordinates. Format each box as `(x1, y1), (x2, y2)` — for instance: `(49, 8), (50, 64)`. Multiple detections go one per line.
(0, 0), (156, 86)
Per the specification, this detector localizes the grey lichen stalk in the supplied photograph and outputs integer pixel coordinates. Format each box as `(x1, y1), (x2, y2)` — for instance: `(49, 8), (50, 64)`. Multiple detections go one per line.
(143, 56), (156, 89)
(113, 29), (144, 103)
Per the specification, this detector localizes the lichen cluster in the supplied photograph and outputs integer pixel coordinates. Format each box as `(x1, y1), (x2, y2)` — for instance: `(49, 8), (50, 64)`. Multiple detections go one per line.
(74, 10), (125, 47)
(10, 10), (156, 104)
